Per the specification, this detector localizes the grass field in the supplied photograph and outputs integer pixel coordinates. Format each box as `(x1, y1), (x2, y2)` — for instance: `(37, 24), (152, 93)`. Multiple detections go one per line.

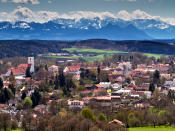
(130, 126), (175, 131)
(64, 48), (168, 59)
(39, 48), (168, 62)
(63, 48), (127, 54)
(63, 48), (127, 62)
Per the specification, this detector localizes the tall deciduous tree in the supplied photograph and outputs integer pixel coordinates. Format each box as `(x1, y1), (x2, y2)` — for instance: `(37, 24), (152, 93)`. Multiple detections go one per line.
(81, 108), (95, 121)
(0, 113), (11, 131)
(23, 97), (32, 109)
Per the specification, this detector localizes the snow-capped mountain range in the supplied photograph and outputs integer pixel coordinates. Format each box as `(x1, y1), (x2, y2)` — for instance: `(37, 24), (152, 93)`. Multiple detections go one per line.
(0, 6), (175, 40)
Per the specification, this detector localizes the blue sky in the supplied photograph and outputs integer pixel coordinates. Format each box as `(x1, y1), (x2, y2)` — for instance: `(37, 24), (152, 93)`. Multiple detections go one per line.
(0, 0), (175, 25)
(0, 0), (175, 18)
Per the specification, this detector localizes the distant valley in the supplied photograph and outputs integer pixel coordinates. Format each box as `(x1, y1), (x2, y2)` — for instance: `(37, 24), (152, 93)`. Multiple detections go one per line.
(0, 39), (175, 59)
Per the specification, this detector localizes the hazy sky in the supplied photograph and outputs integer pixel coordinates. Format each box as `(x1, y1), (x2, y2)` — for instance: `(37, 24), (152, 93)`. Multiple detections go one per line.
(0, 0), (175, 18)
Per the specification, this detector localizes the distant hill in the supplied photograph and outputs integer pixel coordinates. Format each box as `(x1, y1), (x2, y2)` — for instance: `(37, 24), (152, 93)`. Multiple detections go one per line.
(0, 39), (175, 58)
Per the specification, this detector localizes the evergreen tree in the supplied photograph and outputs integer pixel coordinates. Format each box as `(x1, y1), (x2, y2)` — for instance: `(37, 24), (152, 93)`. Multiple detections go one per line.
(21, 92), (26, 100)
(0, 91), (6, 103)
(45, 64), (48, 71)
(97, 66), (101, 83)
(8, 84), (16, 96)
(3, 88), (13, 103)
(80, 68), (85, 79)
(153, 70), (160, 85)
(54, 74), (59, 90)
(25, 67), (31, 77)
(31, 90), (41, 107)
(65, 74), (76, 89)
(0, 77), (3, 90)
(9, 72), (15, 85)
(58, 68), (65, 88)
(149, 83), (155, 93)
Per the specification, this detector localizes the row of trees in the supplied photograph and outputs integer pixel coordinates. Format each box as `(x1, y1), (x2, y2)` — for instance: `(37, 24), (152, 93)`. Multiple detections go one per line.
(115, 106), (175, 128)
(2, 105), (175, 130)
(21, 107), (127, 131)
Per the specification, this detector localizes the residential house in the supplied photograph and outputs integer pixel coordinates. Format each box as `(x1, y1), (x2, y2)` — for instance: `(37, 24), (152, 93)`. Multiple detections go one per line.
(63, 65), (81, 74)
(68, 100), (84, 109)
(108, 119), (125, 128)
(99, 82), (111, 88)
(111, 83), (122, 91)
(48, 65), (59, 73)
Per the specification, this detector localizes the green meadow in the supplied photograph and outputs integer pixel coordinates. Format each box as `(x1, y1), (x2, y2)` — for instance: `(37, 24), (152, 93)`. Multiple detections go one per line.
(63, 48), (127, 54)
(39, 47), (168, 62)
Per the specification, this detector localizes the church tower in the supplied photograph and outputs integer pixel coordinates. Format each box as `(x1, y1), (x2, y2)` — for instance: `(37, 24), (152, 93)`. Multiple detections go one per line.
(28, 57), (35, 73)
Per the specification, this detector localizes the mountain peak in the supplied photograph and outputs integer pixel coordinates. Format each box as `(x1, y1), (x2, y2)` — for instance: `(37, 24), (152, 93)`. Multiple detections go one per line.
(132, 9), (152, 19)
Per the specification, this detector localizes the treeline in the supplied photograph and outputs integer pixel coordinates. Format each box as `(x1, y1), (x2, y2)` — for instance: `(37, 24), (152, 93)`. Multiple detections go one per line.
(0, 40), (69, 58)
(0, 107), (128, 131)
(1, 39), (175, 58)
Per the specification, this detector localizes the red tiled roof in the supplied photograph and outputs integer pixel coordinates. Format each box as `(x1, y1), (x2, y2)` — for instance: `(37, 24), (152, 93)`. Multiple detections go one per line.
(95, 96), (111, 101)
(82, 97), (95, 101)
(95, 84), (104, 88)
(81, 90), (92, 94)
(93, 89), (106, 93)
(109, 119), (124, 126)
(131, 91), (144, 96)
(18, 64), (31, 68)
(9, 64), (31, 76)
(67, 66), (80, 72)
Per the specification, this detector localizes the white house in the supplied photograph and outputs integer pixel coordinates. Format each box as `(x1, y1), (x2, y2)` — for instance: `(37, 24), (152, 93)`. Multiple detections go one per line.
(68, 100), (84, 109)
(112, 83), (122, 91)
(113, 89), (132, 96)
(99, 82), (111, 88)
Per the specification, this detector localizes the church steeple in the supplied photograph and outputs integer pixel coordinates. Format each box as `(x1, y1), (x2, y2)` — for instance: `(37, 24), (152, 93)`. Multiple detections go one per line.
(28, 57), (35, 73)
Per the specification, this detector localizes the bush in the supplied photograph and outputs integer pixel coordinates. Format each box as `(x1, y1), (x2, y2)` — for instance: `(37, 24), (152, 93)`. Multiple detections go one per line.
(81, 108), (96, 121)
(98, 113), (107, 122)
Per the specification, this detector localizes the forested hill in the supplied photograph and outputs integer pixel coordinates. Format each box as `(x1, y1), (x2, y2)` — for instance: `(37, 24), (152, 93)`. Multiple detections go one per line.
(0, 39), (175, 58)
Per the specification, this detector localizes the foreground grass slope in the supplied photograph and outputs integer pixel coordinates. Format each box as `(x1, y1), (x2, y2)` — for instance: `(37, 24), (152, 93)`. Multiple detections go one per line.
(130, 126), (175, 131)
